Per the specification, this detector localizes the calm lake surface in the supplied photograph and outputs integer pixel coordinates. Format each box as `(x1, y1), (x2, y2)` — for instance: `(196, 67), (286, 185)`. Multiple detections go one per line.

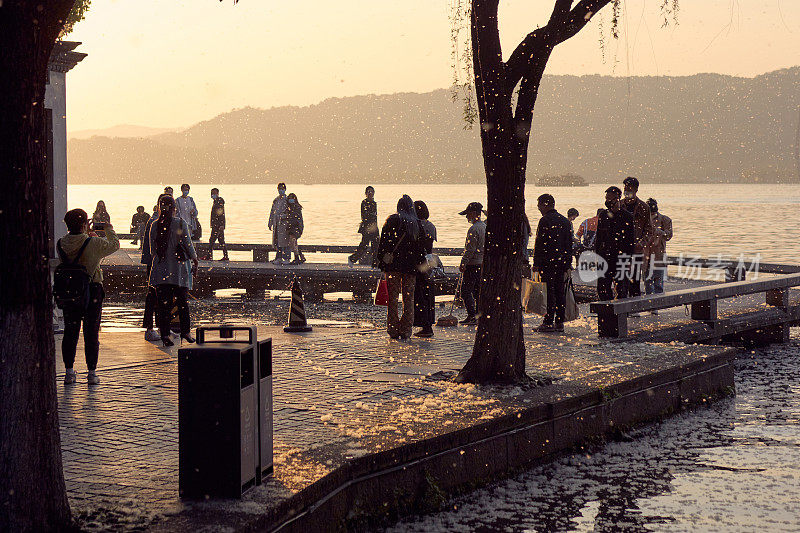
(70, 183), (800, 263)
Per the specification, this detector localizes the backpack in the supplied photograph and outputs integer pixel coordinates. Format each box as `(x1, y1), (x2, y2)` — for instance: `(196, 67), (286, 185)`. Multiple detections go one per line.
(54, 237), (92, 312)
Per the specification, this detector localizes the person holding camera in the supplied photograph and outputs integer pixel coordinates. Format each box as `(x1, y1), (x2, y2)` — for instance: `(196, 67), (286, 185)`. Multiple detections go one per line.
(148, 194), (199, 347)
(58, 208), (120, 385)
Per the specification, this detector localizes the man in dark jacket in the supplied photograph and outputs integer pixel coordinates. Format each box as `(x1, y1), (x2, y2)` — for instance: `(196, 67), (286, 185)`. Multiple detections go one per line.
(209, 187), (229, 261)
(596, 186), (636, 301)
(349, 186), (379, 265)
(532, 194), (573, 332)
(621, 176), (653, 297)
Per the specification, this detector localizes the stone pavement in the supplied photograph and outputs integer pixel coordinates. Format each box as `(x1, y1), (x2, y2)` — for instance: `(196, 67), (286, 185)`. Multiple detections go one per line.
(55, 295), (735, 531)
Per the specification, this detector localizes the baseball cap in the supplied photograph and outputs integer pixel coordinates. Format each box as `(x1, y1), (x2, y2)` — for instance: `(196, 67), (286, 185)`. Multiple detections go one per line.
(459, 201), (483, 215)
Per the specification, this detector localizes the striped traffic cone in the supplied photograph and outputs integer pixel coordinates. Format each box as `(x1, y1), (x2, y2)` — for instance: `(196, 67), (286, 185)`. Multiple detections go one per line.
(284, 279), (312, 332)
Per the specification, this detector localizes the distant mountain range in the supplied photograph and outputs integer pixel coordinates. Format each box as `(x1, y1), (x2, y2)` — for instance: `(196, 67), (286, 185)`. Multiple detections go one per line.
(68, 68), (800, 184)
(68, 124), (181, 140)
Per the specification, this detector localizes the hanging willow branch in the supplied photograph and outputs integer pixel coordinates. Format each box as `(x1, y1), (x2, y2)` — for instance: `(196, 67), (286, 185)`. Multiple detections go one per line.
(449, 0), (680, 128)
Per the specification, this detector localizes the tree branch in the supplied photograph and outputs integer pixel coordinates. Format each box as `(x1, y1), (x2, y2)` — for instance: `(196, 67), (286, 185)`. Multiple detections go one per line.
(503, 29), (548, 96)
(551, 0), (614, 44)
(504, 0), (612, 96)
(549, 0), (574, 25)
(471, 0), (508, 121)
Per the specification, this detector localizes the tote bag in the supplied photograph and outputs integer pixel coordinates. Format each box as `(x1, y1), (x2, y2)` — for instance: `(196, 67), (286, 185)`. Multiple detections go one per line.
(563, 273), (580, 322)
(522, 273), (548, 315)
(374, 276), (389, 306)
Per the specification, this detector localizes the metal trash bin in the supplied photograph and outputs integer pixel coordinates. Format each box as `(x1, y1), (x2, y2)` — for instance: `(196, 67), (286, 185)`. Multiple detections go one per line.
(257, 338), (274, 483)
(178, 325), (259, 498)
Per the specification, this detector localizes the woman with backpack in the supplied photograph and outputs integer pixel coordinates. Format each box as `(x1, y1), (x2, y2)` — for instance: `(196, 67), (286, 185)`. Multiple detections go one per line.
(56, 208), (120, 385)
(282, 192), (306, 265)
(148, 194), (199, 347)
(374, 195), (425, 339)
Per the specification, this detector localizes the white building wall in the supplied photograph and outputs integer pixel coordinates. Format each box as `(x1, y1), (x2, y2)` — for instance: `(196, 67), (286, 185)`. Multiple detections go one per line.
(45, 70), (68, 258)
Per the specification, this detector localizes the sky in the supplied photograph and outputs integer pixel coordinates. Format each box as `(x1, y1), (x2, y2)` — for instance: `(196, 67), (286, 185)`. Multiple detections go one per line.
(65, 0), (800, 132)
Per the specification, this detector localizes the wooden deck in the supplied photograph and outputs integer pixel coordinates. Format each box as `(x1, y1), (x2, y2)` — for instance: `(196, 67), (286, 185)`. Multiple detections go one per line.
(101, 244), (800, 349)
(101, 248), (461, 302)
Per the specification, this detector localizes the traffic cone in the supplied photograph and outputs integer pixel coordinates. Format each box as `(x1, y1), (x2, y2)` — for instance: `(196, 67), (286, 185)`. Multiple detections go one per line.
(284, 279), (312, 332)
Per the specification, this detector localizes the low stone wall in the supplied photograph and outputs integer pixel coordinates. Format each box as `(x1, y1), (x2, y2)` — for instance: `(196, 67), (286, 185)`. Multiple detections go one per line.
(245, 346), (735, 532)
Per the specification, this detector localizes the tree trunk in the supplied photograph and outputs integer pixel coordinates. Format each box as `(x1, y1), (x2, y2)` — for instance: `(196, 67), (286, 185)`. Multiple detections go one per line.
(457, 0), (535, 384)
(1, 3), (75, 531)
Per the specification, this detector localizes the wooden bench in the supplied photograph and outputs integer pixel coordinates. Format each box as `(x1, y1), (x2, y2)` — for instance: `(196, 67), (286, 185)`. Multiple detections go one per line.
(663, 255), (800, 280)
(589, 272), (800, 338)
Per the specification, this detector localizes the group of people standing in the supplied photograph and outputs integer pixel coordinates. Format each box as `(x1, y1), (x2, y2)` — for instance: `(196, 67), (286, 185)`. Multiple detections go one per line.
(531, 176), (673, 332)
(371, 194), (440, 339)
(593, 177), (673, 304)
(268, 183), (306, 265)
(139, 192), (200, 346)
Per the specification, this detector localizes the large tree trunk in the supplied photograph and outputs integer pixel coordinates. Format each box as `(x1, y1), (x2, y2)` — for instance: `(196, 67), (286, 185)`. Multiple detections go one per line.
(1, 3), (75, 531)
(456, 0), (537, 384)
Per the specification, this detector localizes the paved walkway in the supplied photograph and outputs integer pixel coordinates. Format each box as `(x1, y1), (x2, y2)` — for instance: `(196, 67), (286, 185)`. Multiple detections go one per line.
(56, 295), (735, 530)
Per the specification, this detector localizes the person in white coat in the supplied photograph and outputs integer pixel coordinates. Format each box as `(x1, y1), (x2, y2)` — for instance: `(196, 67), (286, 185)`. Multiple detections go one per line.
(175, 183), (199, 241)
(268, 182), (289, 263)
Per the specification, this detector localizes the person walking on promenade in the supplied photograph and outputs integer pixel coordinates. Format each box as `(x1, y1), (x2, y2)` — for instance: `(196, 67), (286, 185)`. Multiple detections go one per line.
(58, 208), (120, 385)
(596, 186), (635, 301)
(129, 206), (150, 247)
(413, 200), (436, 338)
(91, 200), (111, 232)
(458, 201), (486, 326)
(269, 182), (289, 263)
(283, 193), (306, 265)
(209, 187), (229, 261)
(532, 194), (574, 333)
(374, 195), (424, 339)
(348, 186), (379, 265)
(621, 177), (654, 298)
(175, 183), (199, 241)
(644, 198), (673, 309)
(148, 194), (199, 347)
(141, 198), (162, 341)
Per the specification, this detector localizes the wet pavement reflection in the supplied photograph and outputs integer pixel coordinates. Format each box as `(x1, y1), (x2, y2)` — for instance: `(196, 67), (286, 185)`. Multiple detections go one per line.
(383, 334), (800, 532)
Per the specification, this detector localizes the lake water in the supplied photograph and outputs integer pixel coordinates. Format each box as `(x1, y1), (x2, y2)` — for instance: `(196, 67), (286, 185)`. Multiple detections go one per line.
(383, 335), (800, 532)
(69, 183), (800, 264)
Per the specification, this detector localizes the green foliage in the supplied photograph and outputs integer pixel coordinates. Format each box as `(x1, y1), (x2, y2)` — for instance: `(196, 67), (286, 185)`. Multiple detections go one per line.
(449, 0), (477, 129)
(59, 0), (92, 38)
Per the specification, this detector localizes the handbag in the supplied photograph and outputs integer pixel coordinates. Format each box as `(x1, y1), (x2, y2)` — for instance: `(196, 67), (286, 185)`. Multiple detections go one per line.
(422, 253), (446, 280)
(374, 276), (389, 306)
(192, 220), (202, 241)
(522, 272), (548, 315)
(563, 272), (580, 322)
(381, 232), (406, 266)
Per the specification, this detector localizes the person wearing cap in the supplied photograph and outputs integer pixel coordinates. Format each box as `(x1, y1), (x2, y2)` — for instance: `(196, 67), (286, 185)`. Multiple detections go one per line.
(532, 194), (573, 333)
(458, 201), (486, 325)
(621, 176), (654, 298)
(644, 198), (673, 307)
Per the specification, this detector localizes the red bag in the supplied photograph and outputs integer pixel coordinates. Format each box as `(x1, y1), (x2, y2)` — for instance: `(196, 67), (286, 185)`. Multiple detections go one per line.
(374, 276), (389, 306)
